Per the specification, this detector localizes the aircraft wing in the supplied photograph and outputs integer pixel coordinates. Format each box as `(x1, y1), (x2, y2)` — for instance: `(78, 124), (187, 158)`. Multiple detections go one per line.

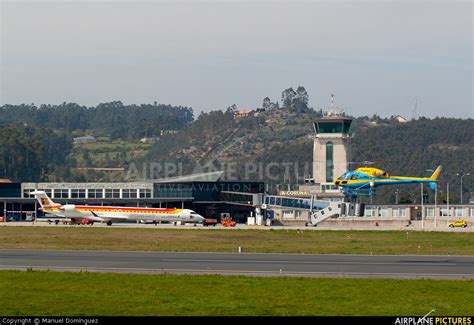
(35, 217), (71, 223)
(87, 211), (129, 222)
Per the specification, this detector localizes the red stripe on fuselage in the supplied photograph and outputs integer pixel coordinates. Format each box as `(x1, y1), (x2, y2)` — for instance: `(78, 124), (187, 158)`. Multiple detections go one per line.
(75, 206), (180, 213)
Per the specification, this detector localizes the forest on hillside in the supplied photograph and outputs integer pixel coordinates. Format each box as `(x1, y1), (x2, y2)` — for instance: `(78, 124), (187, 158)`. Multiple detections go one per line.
(0, 101), (194, 182)
(0, 124), (71, 181)
(0, 101), (194, 140)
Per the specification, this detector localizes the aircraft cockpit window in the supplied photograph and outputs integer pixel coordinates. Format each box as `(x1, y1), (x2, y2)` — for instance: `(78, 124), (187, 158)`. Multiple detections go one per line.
(350, 174), (358, 180)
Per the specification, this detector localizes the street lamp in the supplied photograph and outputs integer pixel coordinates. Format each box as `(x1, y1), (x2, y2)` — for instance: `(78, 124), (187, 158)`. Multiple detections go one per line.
(421, 182), (424, 228)
(456, 172), (471, 205)
(426, 169), (436, 227)
(446, 182), (450, 227)
(419, 169), (435, 228)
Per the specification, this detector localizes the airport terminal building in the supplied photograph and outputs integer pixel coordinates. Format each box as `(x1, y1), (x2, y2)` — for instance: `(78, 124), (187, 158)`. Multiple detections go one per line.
(0, 172), (264, 222)
(1, 173), (473, 227)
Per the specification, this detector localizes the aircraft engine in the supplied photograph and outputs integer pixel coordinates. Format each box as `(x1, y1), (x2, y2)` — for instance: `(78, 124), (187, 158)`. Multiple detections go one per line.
(60, 204), (76, 212)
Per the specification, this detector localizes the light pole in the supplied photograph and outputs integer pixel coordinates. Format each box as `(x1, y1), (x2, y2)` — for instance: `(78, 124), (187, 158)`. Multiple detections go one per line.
(421, 182), (424, 228)
(434, 183), (438, 228)
(446, 182), (450, 227)
(456, 172), (471, 205)
(426, 169), (438, 228)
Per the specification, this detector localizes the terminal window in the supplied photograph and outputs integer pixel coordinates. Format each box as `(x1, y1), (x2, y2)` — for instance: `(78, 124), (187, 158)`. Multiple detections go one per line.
(70, 189), (86, 199)
(105, 189), (120, 199)
(55, 189), (69, 199)
(88, 189), (103, 199)
(122, 189), (138, 199)
(426, 208), (435, 217)
(139, 189), (152, 198)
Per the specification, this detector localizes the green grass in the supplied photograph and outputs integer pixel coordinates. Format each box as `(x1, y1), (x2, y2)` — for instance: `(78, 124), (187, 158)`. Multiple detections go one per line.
(0, 270), (472, 316)
(72, 140), (152, 167)
(1, 227), (473, 255)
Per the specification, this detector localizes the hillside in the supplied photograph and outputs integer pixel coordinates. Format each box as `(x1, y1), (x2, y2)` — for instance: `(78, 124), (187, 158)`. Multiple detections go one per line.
(140, 111), (473, 203)
(1, 101), (472, 204)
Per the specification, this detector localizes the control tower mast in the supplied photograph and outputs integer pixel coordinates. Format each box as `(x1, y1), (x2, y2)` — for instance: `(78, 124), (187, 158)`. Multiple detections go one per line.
(312, 95), (353, 185)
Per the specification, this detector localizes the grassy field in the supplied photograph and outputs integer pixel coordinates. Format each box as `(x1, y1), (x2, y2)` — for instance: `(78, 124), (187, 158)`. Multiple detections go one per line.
(1, 226), (473, 255)
(1, 270), (472, 316)
(72, 140), (152, 167)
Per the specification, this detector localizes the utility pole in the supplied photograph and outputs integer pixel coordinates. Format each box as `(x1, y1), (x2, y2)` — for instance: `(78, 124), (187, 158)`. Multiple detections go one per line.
(434, 185), (437, 228)
(421, 183), (424, 228)
(446, 182), (450, 227)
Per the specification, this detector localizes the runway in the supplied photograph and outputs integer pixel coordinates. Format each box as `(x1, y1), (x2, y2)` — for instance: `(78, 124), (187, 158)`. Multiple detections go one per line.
(1, 250), (473, 279)
(2, 221), (473, 232)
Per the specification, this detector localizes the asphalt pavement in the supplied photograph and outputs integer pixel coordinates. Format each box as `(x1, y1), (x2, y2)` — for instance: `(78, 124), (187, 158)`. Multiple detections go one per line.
(1, 249), (473, 279)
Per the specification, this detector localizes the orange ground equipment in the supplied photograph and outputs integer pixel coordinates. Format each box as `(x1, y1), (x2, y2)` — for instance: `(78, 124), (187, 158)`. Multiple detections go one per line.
(202, 218), (218, 227)
(221, 216), (236, 227)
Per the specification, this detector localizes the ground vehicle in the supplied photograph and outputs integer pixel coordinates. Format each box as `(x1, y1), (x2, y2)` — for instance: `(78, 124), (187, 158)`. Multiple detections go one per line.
(202, 218), (218, 227)
(80, 218), (94, 225)
(448, 220), (467, 228)
(221, 216), (236, 227)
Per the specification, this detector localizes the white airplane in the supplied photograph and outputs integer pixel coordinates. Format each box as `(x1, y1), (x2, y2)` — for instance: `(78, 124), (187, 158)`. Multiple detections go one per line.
(30, 191), (205, 226)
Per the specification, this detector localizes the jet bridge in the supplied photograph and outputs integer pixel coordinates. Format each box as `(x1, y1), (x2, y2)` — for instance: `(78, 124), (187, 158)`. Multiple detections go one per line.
(263, 195), (362, 226)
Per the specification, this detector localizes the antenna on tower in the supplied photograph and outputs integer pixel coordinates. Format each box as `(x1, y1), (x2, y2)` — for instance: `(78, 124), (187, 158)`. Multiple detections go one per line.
(412, 96), (418, 120)
(324, 94), (344, 117)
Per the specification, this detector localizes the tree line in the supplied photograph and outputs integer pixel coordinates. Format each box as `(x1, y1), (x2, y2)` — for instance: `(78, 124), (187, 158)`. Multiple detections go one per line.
(0, 101), (194, 140)
(0, 124), (72, 181)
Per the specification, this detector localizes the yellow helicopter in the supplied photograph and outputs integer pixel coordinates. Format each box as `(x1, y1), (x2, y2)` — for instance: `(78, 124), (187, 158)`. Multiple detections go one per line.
(334, 162), (442, 196)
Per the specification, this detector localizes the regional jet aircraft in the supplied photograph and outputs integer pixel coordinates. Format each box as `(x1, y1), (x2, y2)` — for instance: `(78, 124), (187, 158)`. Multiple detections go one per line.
(30, 191), (204, 226)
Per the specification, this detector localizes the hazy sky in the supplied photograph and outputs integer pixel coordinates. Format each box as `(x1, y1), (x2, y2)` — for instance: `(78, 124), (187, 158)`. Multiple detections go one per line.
(1, 0), (472, 118)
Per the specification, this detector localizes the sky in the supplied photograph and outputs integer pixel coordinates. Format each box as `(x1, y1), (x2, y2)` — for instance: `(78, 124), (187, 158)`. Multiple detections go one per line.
(1, 0), (472, 118)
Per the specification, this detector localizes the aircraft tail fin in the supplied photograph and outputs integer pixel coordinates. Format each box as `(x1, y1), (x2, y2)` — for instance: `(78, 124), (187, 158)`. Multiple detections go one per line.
(429, 166), (442, 180)
(30, 191), (60, 209)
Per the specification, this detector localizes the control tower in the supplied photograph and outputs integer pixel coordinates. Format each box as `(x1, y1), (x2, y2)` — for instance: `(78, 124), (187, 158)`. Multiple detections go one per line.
(312, 98), (353, 184)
